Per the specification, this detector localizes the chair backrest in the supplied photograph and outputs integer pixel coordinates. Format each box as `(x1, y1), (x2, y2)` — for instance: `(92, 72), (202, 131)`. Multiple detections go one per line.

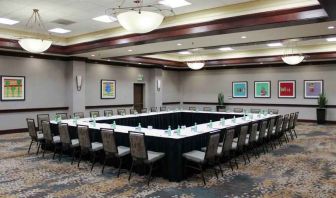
(26, 118), (37, 139)
(250, 109), (261, 114)
(129, 131), (148, 160)
(150, 107), (157, 112)
(237, 125), (249, 148)
(160, 106), (167, 111)
(233, 108), (243, 113)
(282, 114), (290, 132)
(220, 128), (235, 155)
(293, 112), (299, 128)
(249, 122), (259, 143)
(130, 109), (135, 114)
(37, 114), (49, 130)
(101, 129), (118, 154)
(58, 123), (71, 144)
(141, 108), (147, 113)
(77, 125), (91, 149)
(117, 109), (126, 115)
(189, 107), (196, 111)
(104, 110), (113, 116)
(274, 116), (283, 135)
(41, 120), (52, 142)
(268, 109), (279, 114)
(267, 118), (276, 137)
(56, 113), (68, 120)
(74, 112), (84, 118)
(288, 113), (295, 129)
(205, 131), (221, 161)
(259, 120), (268, 139)
(203, 107), (212, 111)
(90, 111), (100, 117)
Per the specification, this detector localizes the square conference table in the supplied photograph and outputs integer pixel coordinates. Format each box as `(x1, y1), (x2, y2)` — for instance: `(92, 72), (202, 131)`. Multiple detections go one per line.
(50, 110), (277, 182)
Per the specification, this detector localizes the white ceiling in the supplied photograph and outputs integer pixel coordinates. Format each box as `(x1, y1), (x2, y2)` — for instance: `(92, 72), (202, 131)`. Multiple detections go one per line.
(0, 0), (253, 37)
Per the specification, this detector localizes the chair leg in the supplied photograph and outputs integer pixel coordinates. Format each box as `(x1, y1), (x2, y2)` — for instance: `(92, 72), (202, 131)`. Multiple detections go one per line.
(246, 153), (250, 163)
(147, 164), (153, 186)
(42, 143), (46, 158)
(293, 129), (298, 138)
(28, 140), (33, 154)
(59, 146), (63, 161)
(101, 156), (107, 174)
(213, 165), (218, 179)
(117, 158), (123, 177)
(199, 164), (206, 185)
(217, 159), (223, 177)
(234, 158), (239, 169)
(77, 151), (82, 168)
(71, 148), (76, 165)
(242, 153), (247, 165)
(90, 152), (96, 172)
(36, 142), (41, 155)
(128, 160), (134, 181)
(229, 160), (234, 171)
(52, 145), (57, 159)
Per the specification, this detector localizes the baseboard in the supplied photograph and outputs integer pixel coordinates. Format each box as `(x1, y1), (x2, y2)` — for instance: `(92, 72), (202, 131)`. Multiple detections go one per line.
(298, 119), (336, 124)
(0, 128), (27, 135)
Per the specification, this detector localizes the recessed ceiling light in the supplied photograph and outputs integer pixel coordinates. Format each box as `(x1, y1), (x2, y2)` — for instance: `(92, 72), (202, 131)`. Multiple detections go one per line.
(138, 63), (142, 64)
(267, 43), (283, 47)
(328, 26), (335, 30)
(91, 54), (95, 57)
(326, 37), (336, 42)
(48, 28), (71, 34)
(159, 0), (191, 8)
(241, 36), (247, 39)
(128, 49), (133, 52)
(219, 47), (234, 51)
(0, 17), (19, 25)
(177, 43), (182, 46)
(178, 51), (192, 55)
(92, 15), (117, 23)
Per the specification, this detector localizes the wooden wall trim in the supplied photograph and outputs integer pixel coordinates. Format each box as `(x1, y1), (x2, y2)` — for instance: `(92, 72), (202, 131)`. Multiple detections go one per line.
(85, 104), (134, 109)
(0, 107), (69, 113)
(183, 102), (336, 108)
(163, 102), (181, 105)
(0, 128), (27, 135)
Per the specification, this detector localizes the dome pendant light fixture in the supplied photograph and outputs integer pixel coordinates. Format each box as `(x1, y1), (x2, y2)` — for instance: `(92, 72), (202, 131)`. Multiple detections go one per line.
(281, 40), (304, 65)
(106, 0), (173, 34)
(185, 42), (206, 70)
(18, 9), (52, 53)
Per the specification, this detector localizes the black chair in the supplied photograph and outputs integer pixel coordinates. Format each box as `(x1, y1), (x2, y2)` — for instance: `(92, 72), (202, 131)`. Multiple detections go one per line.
(58, 123), (79, 163)
(232, 125), (250, 166)
(268, 109), (279, 114)
(287, 113), (297, 140)
(130, 109), (136, 114)
(272, 116), (284, 147)
(290, 112), (299, 138)
(189, 107), (196, 111)
(265, 118), (276, 150)
(104, 110), (113, 117)
(90, 111), (100, 117)
(101, 129), (130, 176)
(183, 131), (221, 185)
(117, 109), (126, 115)
(26, 118), (44, 155)
(150, 107), (157, 112)
(141, 108), (148, 113)
(37, 114), (50, 131)
(257, 120), (269, 153)
(246, 122), (260, 158)
(281, 114), (291, 142)
(74, 112), (84, 118)
(128, 131), (165, 185)
(233, 108), (243, 113)
(160, 106), (166, 111)
(56, 113), (68, 120)
(77, 125), (103, 171)
(41, 121), (61, 159)
(250, 109), (261, 114)
(203, 107), (212, 111)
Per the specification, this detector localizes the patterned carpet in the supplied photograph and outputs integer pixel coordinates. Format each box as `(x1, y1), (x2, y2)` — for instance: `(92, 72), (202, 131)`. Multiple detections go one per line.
(0, 123), (335, 198)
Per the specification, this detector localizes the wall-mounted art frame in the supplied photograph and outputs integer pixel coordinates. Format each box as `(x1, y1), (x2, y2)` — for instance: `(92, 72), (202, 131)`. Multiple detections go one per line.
(101, 79), (116, 99)
(278, 80), (296, 98)
(1, 76), (25, 101)
(304, 80), (323, 99)
(232, 81), (248, 98)
(254, 81), (271, 98)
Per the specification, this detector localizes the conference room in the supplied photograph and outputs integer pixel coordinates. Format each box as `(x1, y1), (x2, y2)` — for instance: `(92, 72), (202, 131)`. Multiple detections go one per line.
(0, 0), (335, 197)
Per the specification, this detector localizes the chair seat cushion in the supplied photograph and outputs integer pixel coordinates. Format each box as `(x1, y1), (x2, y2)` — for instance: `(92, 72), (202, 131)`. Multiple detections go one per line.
(201, 146), (223, 155)
(232, 142), (237, 149)
(53, 136), (61, 143)
(117, 146), (130, 157)
(145, 150), (165, 164)
(37, 133), (44, 140)
(183, 150), (205, 163)
(71, 139), (79, 147)
(91, 142), (103, 151)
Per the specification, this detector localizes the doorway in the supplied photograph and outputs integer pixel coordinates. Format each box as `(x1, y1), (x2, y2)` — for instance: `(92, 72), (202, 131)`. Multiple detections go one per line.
(133, 83), (144, 113)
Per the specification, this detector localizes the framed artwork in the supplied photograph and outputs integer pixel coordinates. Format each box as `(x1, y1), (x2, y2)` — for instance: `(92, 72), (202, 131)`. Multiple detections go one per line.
(254, 81), (271, 98)
(278, 80), (296, 98)
(232, 81), (248, 98)
(304, 80), (323, 99)
(1, 76), (25, 101)
(101, 80), (116, 99)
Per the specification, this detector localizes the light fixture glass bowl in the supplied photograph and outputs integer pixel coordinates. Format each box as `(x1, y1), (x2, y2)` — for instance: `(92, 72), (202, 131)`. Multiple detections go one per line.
(117, 11), (164, 34)
(281, 55), (304, 65)
(18, 38), (52, 53)
(187, 62), (205, 70)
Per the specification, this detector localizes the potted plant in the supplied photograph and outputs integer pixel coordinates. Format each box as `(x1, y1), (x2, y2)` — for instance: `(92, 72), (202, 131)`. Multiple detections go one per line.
(317, 93), (328, 124)
(216, 93), (226, 111)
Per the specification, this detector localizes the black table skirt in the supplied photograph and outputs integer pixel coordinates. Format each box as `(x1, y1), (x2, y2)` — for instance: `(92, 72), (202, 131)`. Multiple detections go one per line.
(50, 112), (248, 181)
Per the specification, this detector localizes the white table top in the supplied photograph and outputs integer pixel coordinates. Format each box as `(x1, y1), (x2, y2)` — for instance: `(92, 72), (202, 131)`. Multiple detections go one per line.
(51, 110), (277, 139)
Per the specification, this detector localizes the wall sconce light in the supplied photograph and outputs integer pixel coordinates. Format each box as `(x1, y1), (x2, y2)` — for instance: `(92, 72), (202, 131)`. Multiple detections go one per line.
(76, 75), (82, 91)
(157, 79), (161, 92)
